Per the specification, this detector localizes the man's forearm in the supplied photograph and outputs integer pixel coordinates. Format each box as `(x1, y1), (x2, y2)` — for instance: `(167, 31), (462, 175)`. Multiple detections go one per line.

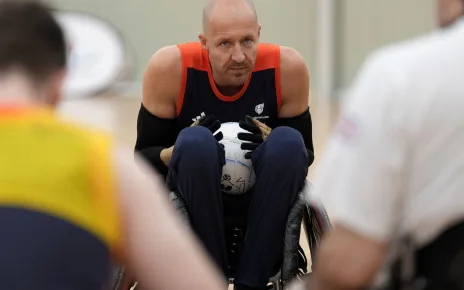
(303, 226), (387, 290)
(306, 274), (345, 290)
(287, 271), (357, 290)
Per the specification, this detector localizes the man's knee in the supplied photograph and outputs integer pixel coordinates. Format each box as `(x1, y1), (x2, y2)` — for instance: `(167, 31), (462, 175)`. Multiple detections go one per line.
(261, 126), (308, 168)
(174, 126), (220, 167)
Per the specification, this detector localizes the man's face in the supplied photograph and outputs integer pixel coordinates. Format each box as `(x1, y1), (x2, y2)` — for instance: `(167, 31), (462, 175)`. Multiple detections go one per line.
(436, 0), (464, 28)
(200, 13), (260, 87)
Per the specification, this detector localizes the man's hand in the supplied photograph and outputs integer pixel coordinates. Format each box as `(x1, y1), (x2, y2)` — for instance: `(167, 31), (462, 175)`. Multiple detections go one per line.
(160, 146), (174, 166)
(190, 114), (223, 142)
(237, 115), (272, 159)
(161, 115), (223, 166)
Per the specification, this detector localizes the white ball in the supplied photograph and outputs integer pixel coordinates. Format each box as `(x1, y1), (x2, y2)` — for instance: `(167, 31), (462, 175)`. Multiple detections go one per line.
(217, 122), (256, 195)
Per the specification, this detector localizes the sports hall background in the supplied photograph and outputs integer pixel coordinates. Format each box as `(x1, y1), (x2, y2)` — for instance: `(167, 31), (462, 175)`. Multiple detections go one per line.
(52, 0), (438, 273)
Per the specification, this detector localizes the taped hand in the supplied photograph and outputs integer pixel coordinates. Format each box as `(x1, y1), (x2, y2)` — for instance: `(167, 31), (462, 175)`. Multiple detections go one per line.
(237, 115), (272, 159)
(191, 114), (223, 142)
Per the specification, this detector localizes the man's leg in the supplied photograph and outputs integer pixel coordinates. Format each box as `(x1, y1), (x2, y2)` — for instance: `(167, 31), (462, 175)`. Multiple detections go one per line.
(167, 126), (229, 277)
(234, 126), (310, 289)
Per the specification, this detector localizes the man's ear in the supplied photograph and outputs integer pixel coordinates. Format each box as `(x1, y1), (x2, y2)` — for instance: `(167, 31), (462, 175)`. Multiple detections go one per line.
(46, 69), (66, 107)
(198, 33), (208, 49)
(258, 25), (261, 38)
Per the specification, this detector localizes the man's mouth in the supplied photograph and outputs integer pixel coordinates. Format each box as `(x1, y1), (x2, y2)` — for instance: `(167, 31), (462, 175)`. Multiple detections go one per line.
(230, 67), (247, 71)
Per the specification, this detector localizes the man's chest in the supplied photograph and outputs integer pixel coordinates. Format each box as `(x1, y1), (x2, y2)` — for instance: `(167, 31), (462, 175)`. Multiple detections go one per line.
(180, 98), (277, 130)
(179, 75), (279, 129)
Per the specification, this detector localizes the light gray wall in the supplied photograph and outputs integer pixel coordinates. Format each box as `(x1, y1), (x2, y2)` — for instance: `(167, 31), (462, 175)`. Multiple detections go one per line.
(254, 0), (318, 87)
(52, 0), (317, 85)
(52, 0), (437, 97)
(52, 0), (210, 81)
(334, 0), (437, 90)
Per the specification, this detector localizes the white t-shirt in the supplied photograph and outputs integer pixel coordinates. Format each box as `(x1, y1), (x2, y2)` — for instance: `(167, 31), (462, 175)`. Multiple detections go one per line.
(311, 18), (464, 250)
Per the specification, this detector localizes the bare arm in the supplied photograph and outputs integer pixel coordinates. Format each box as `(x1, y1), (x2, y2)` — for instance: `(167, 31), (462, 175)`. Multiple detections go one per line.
(308, 226), (387, 290)
(276, 46), (314, 162)
(287, 226), (387, 290)
(114, 145), (227, 290)
(142, 45), (181, 119)
(278, 46), (310, 118)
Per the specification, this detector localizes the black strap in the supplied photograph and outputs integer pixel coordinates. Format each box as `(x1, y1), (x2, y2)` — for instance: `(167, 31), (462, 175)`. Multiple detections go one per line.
(277, 107), (315, 166)
(134, 103), (179, 179)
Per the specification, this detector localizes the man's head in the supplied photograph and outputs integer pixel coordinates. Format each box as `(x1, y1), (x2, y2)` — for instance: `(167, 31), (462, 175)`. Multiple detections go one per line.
(436, 0), (464, 28)
(0, 0), (66, 107)
(199, 0), (261, 88)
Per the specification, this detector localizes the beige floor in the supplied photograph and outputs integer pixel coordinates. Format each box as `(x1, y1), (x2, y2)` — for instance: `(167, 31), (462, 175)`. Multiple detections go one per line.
(57, 94), (341, 282)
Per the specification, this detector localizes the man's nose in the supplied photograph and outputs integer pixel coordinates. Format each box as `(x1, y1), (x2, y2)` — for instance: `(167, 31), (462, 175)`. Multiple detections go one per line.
(231, 45), (246, 63)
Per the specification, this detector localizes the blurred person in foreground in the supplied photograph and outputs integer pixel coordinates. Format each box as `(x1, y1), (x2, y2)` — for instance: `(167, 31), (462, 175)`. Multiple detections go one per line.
(0, 1), (226, 289)
(290, 0), (464, 289)
(135, 0), (314, 289)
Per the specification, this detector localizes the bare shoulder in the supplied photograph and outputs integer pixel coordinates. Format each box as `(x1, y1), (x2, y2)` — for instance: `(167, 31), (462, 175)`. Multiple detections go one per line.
(280, 46), (308, 70)
(146, 45), (182, 73)
(278, 46), (310, 117)
(142, 45), (182, 118)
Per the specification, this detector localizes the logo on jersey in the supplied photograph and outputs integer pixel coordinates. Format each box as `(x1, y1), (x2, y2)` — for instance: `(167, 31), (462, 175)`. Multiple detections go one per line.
(253, 103), (269, 120)
(336, 115), (359, 141)
(192, 112), (206, 122)
(255, 103), (264, 115)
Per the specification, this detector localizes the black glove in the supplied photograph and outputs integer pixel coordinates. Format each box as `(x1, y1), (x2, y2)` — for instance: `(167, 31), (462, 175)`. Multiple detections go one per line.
(191, 114), (223, 142)
(237, 115), (272, 159)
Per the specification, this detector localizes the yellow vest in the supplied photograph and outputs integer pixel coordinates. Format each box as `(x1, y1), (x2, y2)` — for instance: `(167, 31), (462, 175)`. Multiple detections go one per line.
(0, 106), (121, 258)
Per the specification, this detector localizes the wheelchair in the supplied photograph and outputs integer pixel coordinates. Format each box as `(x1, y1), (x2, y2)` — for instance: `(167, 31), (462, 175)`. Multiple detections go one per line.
(112, 180), (331, 290)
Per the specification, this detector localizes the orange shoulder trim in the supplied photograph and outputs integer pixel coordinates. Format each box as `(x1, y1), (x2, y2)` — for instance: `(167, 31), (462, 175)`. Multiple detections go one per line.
(253, 43), (279, 71)
(177, 42), (208, 71)
(253, 43), (282, 109)
(176, 42), (208, 116)
(0, 105), (51, 118)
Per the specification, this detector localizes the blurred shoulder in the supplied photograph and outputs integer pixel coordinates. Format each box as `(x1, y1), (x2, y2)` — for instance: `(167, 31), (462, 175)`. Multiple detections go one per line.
(359, 23), (464, 80)
(146, 45), (182, 74)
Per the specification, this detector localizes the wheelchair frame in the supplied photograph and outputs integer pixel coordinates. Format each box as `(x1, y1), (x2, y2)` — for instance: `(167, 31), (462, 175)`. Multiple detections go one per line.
(111, 181), (331, 290)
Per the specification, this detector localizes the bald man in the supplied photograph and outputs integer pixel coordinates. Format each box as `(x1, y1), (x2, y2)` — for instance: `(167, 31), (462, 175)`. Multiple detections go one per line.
(135, 0), (314, 289)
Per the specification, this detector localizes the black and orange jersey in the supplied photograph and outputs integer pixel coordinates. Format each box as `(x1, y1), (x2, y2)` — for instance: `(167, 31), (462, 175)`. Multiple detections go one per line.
(175, 42), (282, 130)
(0, 106), (122, 290)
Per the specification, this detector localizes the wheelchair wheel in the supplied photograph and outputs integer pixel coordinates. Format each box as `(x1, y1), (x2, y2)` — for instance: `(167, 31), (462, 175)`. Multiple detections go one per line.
(303, 201), (332, 269)
(112, 267), (137, 290)
(111, 185), (333, 290)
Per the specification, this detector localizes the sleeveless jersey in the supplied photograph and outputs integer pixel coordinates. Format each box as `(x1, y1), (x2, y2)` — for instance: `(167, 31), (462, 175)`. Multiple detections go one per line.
(176, 42), (282, 129)
(0, 106), (121, 290)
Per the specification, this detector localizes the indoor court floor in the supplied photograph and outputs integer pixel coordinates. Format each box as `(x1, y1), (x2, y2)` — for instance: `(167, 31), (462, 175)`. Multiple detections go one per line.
(57, 93), (341, 280)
